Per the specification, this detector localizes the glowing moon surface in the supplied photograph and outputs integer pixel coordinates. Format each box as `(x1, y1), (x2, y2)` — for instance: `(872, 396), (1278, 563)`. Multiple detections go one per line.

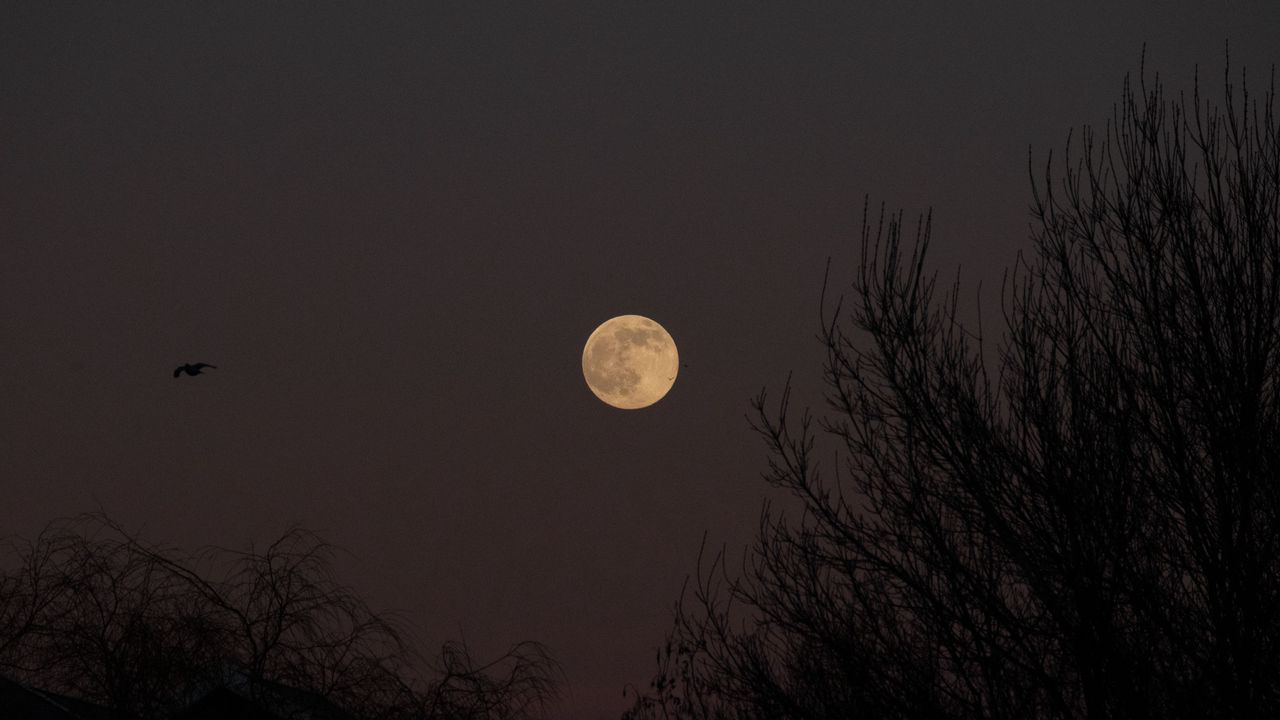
(582, 315), (679, 409)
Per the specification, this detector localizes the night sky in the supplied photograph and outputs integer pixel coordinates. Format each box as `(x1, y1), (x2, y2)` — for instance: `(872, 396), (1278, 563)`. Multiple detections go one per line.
(3, 3), (1278, 718)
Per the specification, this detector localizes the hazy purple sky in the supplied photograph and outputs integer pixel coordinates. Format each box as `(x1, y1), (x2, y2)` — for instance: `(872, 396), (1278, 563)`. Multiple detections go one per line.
(3, 3), (1278, 717)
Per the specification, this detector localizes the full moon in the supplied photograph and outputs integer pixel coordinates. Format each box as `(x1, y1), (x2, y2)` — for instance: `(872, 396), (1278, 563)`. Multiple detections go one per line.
(582, 315), (679, 409)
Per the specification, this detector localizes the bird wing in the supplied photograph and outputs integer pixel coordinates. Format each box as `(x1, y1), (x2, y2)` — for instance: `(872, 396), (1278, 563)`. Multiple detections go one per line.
(193, 363), (215, 370)
(174, 366), (184, 377)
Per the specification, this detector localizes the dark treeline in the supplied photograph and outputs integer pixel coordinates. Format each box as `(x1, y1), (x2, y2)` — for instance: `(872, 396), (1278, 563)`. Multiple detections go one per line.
(627, 55), (1280, 720)
(0, 513), (561, 719)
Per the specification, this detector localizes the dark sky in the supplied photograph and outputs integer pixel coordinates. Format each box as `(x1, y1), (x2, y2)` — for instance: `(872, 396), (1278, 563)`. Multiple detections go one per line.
(3, 3), (1278, 717)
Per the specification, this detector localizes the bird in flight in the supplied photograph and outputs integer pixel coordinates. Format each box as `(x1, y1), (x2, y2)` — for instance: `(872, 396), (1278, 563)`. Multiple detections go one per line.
(174, 363), (217, 378)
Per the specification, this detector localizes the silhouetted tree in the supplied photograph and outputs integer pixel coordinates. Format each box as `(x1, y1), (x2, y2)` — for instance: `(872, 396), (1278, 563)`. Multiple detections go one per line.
(0, 514), (562, 720)
(0, 517), (220, 718)
(627, 55), (1280, 720)
(416, 640), (564, 720)
(123, 523), (420, 717)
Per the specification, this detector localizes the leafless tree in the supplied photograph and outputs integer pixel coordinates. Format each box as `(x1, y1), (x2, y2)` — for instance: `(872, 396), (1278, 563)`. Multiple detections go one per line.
(628, 54), (1280, 720)
(0, 517), (223, 719)
(0, 514), (562, 720)
(416, 639), (564, 720)
(116, 524), (420, 718)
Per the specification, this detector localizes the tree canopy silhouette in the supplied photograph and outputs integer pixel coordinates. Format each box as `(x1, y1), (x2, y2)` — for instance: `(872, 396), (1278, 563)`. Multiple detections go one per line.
(627, 55), (1280, 720)
(0, 514), (562, 720)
